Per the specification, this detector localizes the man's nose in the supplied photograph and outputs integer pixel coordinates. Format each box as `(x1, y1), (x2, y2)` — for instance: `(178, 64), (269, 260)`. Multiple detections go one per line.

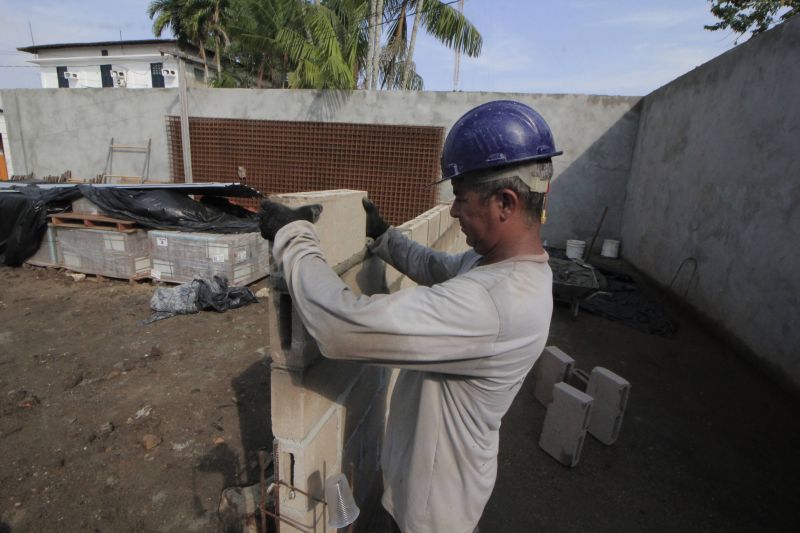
(449, 203), (458, 218)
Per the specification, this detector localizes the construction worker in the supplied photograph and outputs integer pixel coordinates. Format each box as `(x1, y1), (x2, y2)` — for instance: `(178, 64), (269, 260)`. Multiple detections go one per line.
(259, 100), (561, 533)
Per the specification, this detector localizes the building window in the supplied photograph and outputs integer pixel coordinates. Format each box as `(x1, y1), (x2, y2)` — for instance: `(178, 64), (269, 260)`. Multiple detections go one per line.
(194, 68), (204, 82)
(56, 66), (69, 88)
(151, 63), (165, 88)
(101, 49), (108, 56)
(100, 64), (114, 88)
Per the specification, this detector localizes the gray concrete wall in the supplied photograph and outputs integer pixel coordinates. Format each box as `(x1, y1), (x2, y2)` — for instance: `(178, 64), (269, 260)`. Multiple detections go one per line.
(621, 17), (800, 387)
(0, 88), (640, 247)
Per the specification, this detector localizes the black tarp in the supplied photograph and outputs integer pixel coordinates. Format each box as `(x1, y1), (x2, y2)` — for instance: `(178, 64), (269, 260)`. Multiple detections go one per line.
(0, 184), (261, 266)
(77, 186), (259, 233)
(0, 186), (81, 266)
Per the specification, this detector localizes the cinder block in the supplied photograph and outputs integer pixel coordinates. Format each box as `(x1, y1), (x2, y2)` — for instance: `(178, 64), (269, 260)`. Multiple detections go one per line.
(539, 382), (593, 467)
(270, 190), (367, 270)
(532, 346), (576, 406)
(26, 226), (60, 267)
(425, 209), (441, 246)
(267, 287), (322, 370)
(275, 409), (343, 532)
(271, 359), (363, 441)
(397, 216), (429, 246)
(586, 367), (630, 445)
(71, 197), (104, 215)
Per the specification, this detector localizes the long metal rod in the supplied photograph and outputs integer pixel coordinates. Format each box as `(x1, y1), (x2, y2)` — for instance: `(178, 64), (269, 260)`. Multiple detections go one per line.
(176, 56), (193, 183)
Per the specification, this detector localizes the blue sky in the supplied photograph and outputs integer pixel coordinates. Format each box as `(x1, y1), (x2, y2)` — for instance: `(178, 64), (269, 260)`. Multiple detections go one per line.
(0, 0), (747, 95)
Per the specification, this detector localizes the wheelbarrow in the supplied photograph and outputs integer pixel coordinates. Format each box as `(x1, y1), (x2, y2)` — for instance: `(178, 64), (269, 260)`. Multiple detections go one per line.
(549, 257), (606, 318)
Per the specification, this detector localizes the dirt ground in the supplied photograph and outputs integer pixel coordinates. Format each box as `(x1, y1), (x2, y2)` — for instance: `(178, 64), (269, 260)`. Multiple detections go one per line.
(1, 262), (800, 533)
(0, 265), (272, 532)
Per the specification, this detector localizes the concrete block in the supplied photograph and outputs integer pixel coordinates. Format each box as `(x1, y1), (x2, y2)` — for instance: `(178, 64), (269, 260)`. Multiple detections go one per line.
(270, 190), (367, 270)
(424, 209), (441, 247)
(71, 197), (105, 215)
(532, 346), (575, 406)
(586, 367), (631, 445)
(539, 382), (593, 468)
(275, 408), (343, 532)
(267, 287), (322, 370)
(271, 359), (363, 441)
(397, 216), (429, 246)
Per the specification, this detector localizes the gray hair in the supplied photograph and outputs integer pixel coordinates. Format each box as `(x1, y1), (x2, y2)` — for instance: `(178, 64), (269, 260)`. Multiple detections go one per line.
(457, 160), (553, 225)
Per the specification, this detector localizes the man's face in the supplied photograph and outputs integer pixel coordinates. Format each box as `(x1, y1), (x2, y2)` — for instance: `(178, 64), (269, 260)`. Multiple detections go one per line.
(450, 181), (500, 255)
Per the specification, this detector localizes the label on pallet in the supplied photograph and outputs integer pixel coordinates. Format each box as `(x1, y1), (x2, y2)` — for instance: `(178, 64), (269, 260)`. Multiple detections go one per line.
(156, 237), (169, 247)
(235, 250), (248, 263)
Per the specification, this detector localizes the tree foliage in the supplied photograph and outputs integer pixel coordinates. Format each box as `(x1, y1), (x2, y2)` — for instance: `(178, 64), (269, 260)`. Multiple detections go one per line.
(705, 0), (799, 36)
(147, 0), (482, 90)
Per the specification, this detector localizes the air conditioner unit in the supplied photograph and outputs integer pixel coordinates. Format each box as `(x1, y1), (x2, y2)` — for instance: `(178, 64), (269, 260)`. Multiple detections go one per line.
(164, 69), (176, 76)
(63, 71), (72, 79)
(70, 73), (78, 79)
(115, 77), (127, 88)
(117, 71), (126, 78)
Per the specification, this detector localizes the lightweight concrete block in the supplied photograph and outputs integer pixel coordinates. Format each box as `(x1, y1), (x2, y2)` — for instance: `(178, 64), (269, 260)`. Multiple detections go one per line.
(539, 382), (594, 468)
(270, 190), (367, 270)
(397, 216), (429, 246)
(275, 408), (343, 533)
(586, 367), (631, 445)
(267, 287), (321, 370)
(271, 359), (363, 441)
(424, 209), (442, 247)
(532, 346), (576, 406)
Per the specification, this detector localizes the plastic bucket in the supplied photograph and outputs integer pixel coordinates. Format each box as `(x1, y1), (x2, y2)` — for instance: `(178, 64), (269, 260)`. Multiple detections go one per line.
(601, 239), (620, 258)
(565, 240), (585, 260)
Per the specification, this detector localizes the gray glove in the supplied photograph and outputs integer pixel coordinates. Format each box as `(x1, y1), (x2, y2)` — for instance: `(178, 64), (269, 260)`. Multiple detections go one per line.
(362, 197), (390, 240)
(258, 200), (322, 241)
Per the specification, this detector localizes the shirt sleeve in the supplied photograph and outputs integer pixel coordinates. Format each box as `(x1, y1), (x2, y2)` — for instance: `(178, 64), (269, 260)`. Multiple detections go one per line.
(272, 221), (500, 374)
(369, 227), (481, 286)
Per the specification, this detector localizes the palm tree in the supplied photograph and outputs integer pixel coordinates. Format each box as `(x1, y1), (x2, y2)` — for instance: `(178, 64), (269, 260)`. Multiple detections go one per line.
(276, 0), (369, 89)
(148, 0), (212, 84)
(382, 0), (481, 90)
(185, 0), (232, 78)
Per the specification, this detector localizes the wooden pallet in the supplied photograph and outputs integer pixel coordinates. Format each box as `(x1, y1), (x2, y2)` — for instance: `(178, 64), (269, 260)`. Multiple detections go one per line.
(49, 213), (140, 233)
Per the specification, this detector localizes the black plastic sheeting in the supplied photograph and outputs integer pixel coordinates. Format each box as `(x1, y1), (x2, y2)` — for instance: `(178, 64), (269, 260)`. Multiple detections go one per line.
(0, 184), (262, 265)
(142, 275), (259, 324)
(77, 186), (259, 233)
(0, 185), (81, 266)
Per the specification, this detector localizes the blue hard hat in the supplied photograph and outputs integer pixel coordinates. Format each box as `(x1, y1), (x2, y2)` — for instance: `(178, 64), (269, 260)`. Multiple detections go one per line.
(439, 100), (563, 181)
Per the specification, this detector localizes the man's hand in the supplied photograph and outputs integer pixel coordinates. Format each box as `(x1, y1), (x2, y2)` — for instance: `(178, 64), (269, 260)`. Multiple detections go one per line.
(362, 197), (389, 240)
(259, 200), (323, 241)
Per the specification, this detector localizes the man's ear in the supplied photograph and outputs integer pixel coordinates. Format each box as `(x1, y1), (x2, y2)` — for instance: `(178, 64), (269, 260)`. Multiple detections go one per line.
(496, 189), (520, 221)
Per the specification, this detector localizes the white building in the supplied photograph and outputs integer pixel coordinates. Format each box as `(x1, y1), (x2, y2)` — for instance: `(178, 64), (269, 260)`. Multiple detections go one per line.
(17, 39), (215, 90)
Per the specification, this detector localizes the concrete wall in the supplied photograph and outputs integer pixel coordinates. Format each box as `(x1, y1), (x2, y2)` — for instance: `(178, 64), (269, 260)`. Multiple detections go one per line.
(267, 191), (467, 532)
(0, 88), (640, 247)
(621, 17), (800, 387)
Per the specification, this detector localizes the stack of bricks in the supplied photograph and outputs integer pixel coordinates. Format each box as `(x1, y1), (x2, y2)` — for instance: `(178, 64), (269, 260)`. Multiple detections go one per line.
(266, 190), (474, 532)
(267, 190), (386, 532)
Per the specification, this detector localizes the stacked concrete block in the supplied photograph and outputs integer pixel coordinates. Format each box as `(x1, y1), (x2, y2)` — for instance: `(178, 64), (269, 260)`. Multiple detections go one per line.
(532, 346), (576, 405)
(268, 190), (387, 533)
(71, 197), (105, 215)
(148, 231), (269, 287)
(26, 226), (60, 267)
(586, 367), (631, 445)
(539, 382), (594, 467)
(58, 228), (150, 279)
(269, 190), (367, 270)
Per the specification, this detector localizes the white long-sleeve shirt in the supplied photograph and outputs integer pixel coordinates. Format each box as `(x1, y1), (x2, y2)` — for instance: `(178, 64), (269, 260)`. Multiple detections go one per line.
(272, 222), (553, 533)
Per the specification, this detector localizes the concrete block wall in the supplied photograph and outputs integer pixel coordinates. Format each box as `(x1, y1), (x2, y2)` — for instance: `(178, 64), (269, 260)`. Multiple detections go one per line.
(268, 191), (470, 532)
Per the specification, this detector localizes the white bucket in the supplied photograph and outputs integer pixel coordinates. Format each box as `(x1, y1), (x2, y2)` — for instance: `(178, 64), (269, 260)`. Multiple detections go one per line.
(601, 239), (620, 258)
(565, 239), (585, 259)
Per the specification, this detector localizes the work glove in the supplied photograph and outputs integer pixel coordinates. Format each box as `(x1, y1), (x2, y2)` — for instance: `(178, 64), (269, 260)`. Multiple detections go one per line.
(362, 197), (390, 240)
(258, 200), (323, 241)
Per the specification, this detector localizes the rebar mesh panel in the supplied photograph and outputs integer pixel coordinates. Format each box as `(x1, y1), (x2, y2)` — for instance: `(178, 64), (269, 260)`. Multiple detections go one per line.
(166, 116), (443, 226)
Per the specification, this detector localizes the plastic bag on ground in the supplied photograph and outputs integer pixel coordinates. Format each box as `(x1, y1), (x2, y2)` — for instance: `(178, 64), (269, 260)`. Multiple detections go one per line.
(142, 275), (258, 324)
